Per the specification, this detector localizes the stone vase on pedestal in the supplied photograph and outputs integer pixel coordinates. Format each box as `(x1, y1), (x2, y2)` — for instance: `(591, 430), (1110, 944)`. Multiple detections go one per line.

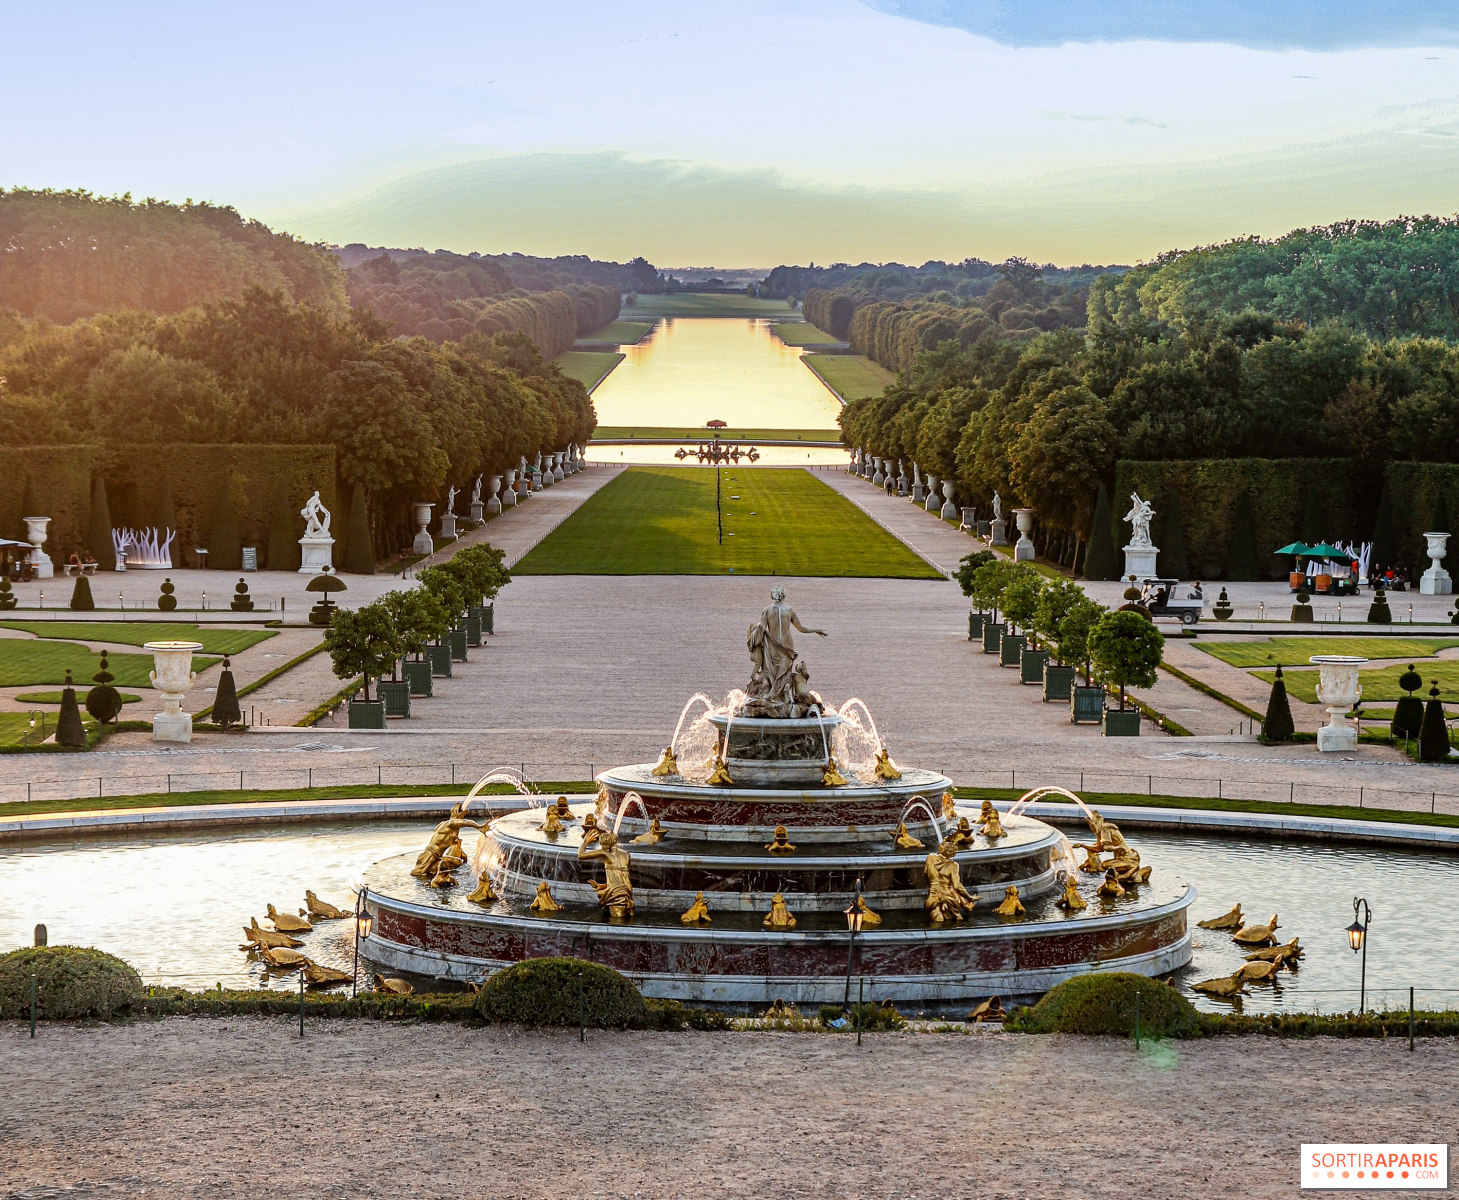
(485, 475), (503, 516)
(502, 469), (518, 508)
(1013, 508), (1036, 561)
(553, 453), (565, 483)
(412, 503), (435, 556)
(146, 640), (203, 743)
(1311, 655), (1366, 752)
(23, 516), (53, 580)
(872, 458), (886, 487)
(924, 476), (939, 512)
(940, 481), (958, 521)
(1420, 532), (1452, 595)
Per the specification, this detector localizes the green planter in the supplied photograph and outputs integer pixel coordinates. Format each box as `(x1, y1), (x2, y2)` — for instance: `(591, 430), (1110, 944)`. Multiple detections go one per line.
(428, 643), (452, 677)
(1043, 663), (1076, 702)
(378, 679), (411, 718)
(1000, 632), (1026, 667)
(347, 699), (386, 729)
(1102, 707), (1142, 737)
(449, 628), (469, 662)
(981, 621), (1004, 654)
(464, 615), (482, 647)
(1071, 686), (1104, 724)
(403, 660), (433, 697)
(478, 602), (494, 635)
(1291, 603), (1314, 622)
(969, 611), (986, 641)
(1019, 647), (1049, 684)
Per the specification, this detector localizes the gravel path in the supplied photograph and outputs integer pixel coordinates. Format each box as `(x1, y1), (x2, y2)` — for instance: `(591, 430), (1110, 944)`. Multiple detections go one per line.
(3, 1020), (1455, 1199)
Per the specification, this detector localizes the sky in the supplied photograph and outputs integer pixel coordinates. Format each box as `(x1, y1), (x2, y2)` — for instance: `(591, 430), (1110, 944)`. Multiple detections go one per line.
(5, 1), (1459, 267)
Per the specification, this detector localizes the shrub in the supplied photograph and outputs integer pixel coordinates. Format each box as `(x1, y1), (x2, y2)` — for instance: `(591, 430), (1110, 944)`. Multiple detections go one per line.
(1263, 665), (1295, 742)
(954, 549), (995, 598)
(473, 957), (650, 1028)
(266, 481), (301, 571)
(56, 671), (86, 747)
(86, 474), (115, 570)
(1392, 666), (1424, 740)
(818, 1002), (905, 1031)
(212, 655), (241, 728)
(1161, 489), (1188, 580)
(1418, 683), (1452, 762)
(157, 577), (177, 612)
(1366, 587), (1392, 624)
(1007, 972), (1203, 1038)
(85, 650), (122, 724)
(69, 574), (95, 611)
(208, 471), (241, 571)
(1225, 489), (1259, 581)
(0, 946), (143, 1019)
(343, 482), (376, 574)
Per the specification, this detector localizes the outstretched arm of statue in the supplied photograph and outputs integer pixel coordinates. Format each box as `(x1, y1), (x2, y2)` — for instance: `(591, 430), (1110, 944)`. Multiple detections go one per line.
(577, 842), (607, 862)
(790, 613), (828, 638)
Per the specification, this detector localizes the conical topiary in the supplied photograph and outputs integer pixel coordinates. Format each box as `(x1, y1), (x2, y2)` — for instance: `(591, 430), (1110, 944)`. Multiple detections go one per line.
(230, 577), (254, 612)
(1370, 478), (1396, 573)
(208, 471), (241, 572)
(85, 650), (122, 724)
(1263, 665), (1295, 742)
(213, 654), (241, 728)
(1291, 586), (1314, 622)
(1161, 489), (1188, 581)
(152, 471), (180, 567)
(1418, 682), (1452, 762)
(0, 577), (15, 611)
(69, 574), (95, 611)
(343, 482), (376, 574)
(56, 670), (86, 747)
(1392, 665), (1425, 741)
(1366, 586), (1392, 624)
(87, 474), (116, 571)
(1084, 484), (1118, 580)
(157, 577), (177, 612)
(1226, 489), (1259, 582)
(267, 482), (301, 572)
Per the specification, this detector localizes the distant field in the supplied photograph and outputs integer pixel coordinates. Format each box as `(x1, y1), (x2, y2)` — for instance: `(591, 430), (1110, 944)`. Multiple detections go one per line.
(579, 320), (654, 345)
(592, 426), (842, 442)
(622, 294), (803, 319)
(514, 466), (943, 577)
(0, 638), (218, 688)
(1254, 661), (1459, 704)
(771, 323), (843, 346)
(802, 353), (895, 402)
(555, 351), (624, 392)
(1197, 636), (1459, 668)
(0, 622), (273, 654)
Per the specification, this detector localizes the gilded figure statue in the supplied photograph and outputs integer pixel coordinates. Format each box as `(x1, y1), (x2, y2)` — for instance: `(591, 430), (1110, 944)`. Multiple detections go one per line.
(530, 881), (561, 913)
(993, 886), (1025, 917)
(852, 895), (882, 926)
(1191, 972), (1248, 998)
(952, 817), (974, 847)
(1198, 904), (1245, 930)
(765, 825), (796, 853)
(763, 893), (797, 928)
(1235, 959), (1284, 983)
(467, 873), (498, 904)
(553, 796), (573, 820)
(681, 892), (712, 923)
(540, 807), (565, 837)
(873, 747), (902, 780)
(978, 801), (1006, 840)
(429, 866), (457, 889)
(705, 748), (734, 786)
(1074, 811), (1148, 885)
(373, 973), (414, 995)
(1245, 937), (1303, 966)
(594, 787), (609, 817)
(1097, 869), (1126, 899)
(581, 813), (601, 847)
(631, 817), (666, 845)
(241, 919), (302, 951)
(1077, 846), (1106, 874)
(267, 904), (312, 933)
(1055, 876), (1087, 911)
(821, 756), (848, 787)
(651, 746), (679, 777)
(304, 961), (352, 988)
(941, 791), (957, 821)
(1232, 914), (1279, 946)
(412, 805), (484, 879)
(303, 891), (348, 920)
(437, 840), (466, 872)
(892, 821), (923, 850)
(924, 838), (977, 922)
(578, 829), (634, 918)
(261, 945), (309, 971)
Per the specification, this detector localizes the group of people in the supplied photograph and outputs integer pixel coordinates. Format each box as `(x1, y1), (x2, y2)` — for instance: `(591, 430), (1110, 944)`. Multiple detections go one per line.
(1369, 564), (1413, 592)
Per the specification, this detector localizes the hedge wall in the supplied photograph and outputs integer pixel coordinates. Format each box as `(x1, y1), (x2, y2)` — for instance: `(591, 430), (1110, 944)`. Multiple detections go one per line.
(0, 446), (93, 553)
(1382, 463), (1459, 572)
(1114, 459), (1361, 580)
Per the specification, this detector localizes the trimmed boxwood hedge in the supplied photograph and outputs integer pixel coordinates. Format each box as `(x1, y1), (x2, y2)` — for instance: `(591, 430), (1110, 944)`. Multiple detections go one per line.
(473, 956), (648, 1028)
(0, 946), (143, 1019)
(1006, 972), (1204, 1038)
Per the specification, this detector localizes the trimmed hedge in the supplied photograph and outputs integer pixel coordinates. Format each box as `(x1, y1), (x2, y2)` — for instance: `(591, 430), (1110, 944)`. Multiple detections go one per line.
(0, 448), (92, 557)
(1006, 972), (1204, 1038)
(1383, 462), (1459, 573)
(0, 946), (143, 1019)
(474, 956), (650, 1028)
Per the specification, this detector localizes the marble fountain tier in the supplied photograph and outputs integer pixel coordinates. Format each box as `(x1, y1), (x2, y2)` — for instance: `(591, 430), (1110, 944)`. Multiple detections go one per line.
(361, 590), (1193, 1006)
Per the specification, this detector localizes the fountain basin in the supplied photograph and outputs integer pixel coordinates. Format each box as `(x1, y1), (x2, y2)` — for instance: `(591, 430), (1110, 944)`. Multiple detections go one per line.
(705, 712), (845, 784)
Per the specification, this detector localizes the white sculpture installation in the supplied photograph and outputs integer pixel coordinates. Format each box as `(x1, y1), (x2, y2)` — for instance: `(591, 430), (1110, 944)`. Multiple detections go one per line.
(1013, 508), (1036, 562)
(911, 463), (925, 504)
(1122, 491), (1159, 580)
(146, 639), (204, 743)
(519, 456), (532, 498)
(440, 486), (458, 539)
(1311, 655), (1367, 752)
(298, 490), (335, 575)
(1420, 531), (1452, 596)
(989, 492), (1008, 546)
(112, 527), (175, 570)
(24, 516), (53, 579)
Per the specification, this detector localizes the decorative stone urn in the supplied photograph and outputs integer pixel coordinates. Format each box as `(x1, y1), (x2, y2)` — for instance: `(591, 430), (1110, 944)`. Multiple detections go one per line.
(146, 640), (204, 743)
(502, 469), (518, 508)
(872, 458), (886, 487)
(412, 503), (435, 556)
(23, 516), (54, 579)
(924, 475), (939, 512)
(553, 452), (565, 483)
(940, 480), (958, 521)
(1420, 531), (1452, 596)
(486, 475), (503, 516)
(1311, 654), (1367, 752)
(1013, 508), (1037, 562)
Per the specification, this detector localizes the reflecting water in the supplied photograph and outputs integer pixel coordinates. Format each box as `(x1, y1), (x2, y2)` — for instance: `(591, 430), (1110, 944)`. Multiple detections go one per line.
(588, 319), (845, 431)
(2, 822), (1453, 1012)
(585, 445), (850, 466)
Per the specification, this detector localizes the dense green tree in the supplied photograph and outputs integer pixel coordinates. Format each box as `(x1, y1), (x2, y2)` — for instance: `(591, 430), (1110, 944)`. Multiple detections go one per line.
(86, 475), (114, 570)
(1088, 610), (1163, 710)
(342, 482), (376, 574)
(266, 482), (300, 572)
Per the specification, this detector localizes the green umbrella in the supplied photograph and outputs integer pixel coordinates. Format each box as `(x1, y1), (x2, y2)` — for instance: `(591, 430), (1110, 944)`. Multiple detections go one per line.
(1306, 543), (1354, 562)
(1273, 542), (1310, 557)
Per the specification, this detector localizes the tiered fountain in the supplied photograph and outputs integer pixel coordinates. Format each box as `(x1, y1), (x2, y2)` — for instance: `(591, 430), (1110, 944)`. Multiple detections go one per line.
(360, 589), (1194, 1005)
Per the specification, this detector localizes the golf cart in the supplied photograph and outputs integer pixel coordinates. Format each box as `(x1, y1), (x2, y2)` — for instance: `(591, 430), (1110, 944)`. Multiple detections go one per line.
(1138, 578), (1204, 625)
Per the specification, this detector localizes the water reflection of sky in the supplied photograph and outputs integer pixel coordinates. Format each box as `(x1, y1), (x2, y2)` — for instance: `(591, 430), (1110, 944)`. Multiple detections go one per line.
(585, 445), (851, 466)
(3, 824), (1451, 1012)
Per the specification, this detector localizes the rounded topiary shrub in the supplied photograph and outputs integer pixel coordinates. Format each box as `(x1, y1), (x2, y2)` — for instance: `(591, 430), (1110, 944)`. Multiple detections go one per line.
(0, 946), (143, 1019)
(474, 957), (649, 1028)
(1008, 972), (1203, 1038)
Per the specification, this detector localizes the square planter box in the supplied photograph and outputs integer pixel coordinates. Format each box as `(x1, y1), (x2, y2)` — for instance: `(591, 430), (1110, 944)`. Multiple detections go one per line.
(347, 699), (386, 729)
(449, 628), (469, 661)
(1019, 647), (1048, 684)
(981, 622), (1005, 654)
(1043, 663), (1076, 702)
(473, 603), (494, 635)
(377, 679), (411, 718)
(403, 660), (433, 697)
(968, 611), (987, 641)
(1102, 707), (1142, 737)
(1071, 686), (1104, 724)
(1000, 632), (1026, 667)
(1291, 604), (1314, 622)
(464, 615), (482, 647)
(427, 644), (453, 677)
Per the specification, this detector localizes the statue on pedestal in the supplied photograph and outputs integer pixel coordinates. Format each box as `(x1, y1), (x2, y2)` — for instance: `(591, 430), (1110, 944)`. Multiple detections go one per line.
(1122, 492), (1159, 580)
(989, 491), (1008, 546)
(743, 587), (827, 718)
(298, 491), (335, 574)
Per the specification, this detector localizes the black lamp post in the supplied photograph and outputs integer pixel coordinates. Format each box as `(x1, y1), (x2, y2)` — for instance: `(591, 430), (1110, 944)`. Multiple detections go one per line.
(353, 886), (373, 998)
(1346, 896), (1371, 1012)
(842, 879), (864, 1009)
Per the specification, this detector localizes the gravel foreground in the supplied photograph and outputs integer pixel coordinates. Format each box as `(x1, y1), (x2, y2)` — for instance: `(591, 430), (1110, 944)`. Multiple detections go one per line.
(3, 1020), (1456, 1200)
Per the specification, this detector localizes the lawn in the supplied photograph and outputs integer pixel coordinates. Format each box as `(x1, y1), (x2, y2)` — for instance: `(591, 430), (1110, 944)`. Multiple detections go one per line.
(555, 351), (624, 392)
(1196, 636), (1459, 668)
(15, 690), (141, 705)
(579, 320), (654, 344)
(622, 294), (802, 319)
(592, 426), (842, 443)
(771, 323), (843, 346)
(1253, 661), (1459, 704)
(513, 466), (945, 577)
(0, 639), (218, 688)
(802, 354), (895, 402)
(1, 622), (273, 655)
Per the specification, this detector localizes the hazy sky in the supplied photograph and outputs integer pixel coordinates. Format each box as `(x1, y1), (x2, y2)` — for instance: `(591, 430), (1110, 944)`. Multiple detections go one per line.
(6, 1), (1458, 266)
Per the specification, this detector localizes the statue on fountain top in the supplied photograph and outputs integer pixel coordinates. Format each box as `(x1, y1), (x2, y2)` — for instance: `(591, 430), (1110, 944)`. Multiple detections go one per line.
(743, 587), (828, 718)
(300, 490), (331, 538)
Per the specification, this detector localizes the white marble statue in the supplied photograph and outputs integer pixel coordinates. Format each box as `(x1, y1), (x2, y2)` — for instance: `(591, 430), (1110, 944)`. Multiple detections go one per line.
(471, 475), (483, 505)
(1124, 492), (1155, 549)
(991, 492), (1002, 522)
(744, 587), (827, 718)
(300, 491), (331, 538)
(445, 485), (457, 516)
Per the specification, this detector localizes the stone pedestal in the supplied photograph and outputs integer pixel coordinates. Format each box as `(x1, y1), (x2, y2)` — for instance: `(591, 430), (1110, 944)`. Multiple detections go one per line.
(1420, 532), (1452, 595)
(1013, 508), (1036, 561)
(924, 477), (939, 512)
(990, 518), (1008, 547)
(298, 534), (334, 575)
(502, 470), (518, 509)
(412, 503), (435, 556)
(1312, 654), (1366, 753)
(1123, 545), (1158, 580)
(146, 640), (202, 744)
(468, 501), (484, 523)
(940, 482), (958, 521)
(553, 453), (565, 483)
(440, 512), (458, 539)
(23, 516), (53, 579)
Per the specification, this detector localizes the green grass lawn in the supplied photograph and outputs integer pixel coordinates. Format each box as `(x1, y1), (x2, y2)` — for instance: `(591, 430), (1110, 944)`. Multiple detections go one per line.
(592, 426), (842, 442)
(0, 639), (218, 688)
(1253, 661), (1459, 704)
(555, 351), (624, 392)
(0, 622), (273, 655)
(513, 466), (944, 577)
(622, 294), (802, 318)
(802, 353), (895, 402)
(15, 690), (141, 705)
(1197, 636), (1459, 668)
(771, 323), (843, 346)
(579, 320), (653, 344)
